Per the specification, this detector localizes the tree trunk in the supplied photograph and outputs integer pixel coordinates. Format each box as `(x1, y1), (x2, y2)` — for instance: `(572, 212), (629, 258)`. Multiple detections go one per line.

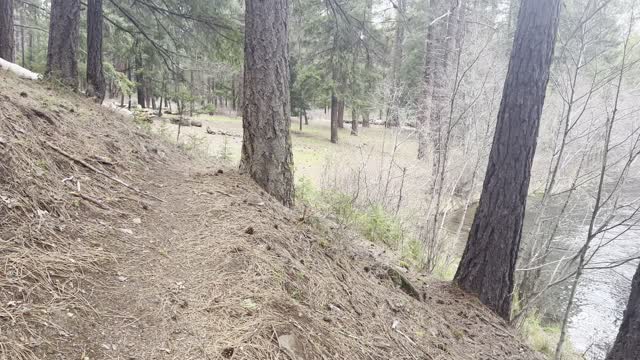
(606, 262), (640, 360)
(330, 93), (338, 143)
(86, 0), (105, 102)
(351, 107), (358, 136)
(362, 113), (370, 127)
(299, 110), (303, 131)
(135, 52), (146, 108)
(127, 62), (132, 110)
(46, 0), (80, 89)
(27, 25), (32, 68)
(0, 0), (14, 62)
(387, 0), (405, 128)
(232, 77), (237, 111)
(337, 100), (345, 128)
(453, 0), (561, 320)
(416, 0), (439, 160)
(189, 69), (194, 116)
(19, 4), (24, 67)
(362, 0), (372, 128)
(241, 0), (295, 207)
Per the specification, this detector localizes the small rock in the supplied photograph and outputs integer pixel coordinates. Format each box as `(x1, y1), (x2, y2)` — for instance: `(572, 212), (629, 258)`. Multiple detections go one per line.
(277, 334), (304, 360)
(19, 91), (27, 97)
(245, 226), (255, 235)
(221, 347), (234, 359)
(323, 316), (332, 323)
(132, 218), (142, 224)
(119, 228), (134, 235)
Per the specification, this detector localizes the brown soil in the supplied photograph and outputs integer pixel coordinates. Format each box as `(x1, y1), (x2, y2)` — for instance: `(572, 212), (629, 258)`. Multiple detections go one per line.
(0, 72), (542, 360)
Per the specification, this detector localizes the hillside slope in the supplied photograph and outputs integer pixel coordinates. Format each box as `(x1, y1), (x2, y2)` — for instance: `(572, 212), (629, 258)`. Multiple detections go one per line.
(0, 73), (542, 360)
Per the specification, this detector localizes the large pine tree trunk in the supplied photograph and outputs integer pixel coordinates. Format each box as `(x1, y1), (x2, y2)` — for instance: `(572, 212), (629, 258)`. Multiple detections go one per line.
(241, 0), (295, 207)
(606, 263), (640, 360)
(0, 0), (14, 62)
(46, 0), (80, 89)
(453, 0), (561, 320)
(86, 0), (105, 102)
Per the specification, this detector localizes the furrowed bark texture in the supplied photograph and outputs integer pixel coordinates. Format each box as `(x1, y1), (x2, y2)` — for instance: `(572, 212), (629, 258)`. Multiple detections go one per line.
(46, 0), (80, 89)
(0, 0), (14, 62)
(86, 0), (105, 102)
(606, 263), (640, 360)
(241, 0), (295, 207)
(453, 0), (561, 320)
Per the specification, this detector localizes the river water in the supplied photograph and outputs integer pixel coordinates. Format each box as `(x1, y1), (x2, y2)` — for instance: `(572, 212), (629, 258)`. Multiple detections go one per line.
(450, 192), (639, 360)
(525, 189), (640, 360)
(562, 223), (639, 359)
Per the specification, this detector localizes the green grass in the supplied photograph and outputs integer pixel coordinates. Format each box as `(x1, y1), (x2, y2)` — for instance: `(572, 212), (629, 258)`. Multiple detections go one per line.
(521, 313), (583, 359)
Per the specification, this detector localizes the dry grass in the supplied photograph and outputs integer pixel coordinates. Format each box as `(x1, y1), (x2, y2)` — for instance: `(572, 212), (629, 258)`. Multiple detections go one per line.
(0, 72), (181, 359)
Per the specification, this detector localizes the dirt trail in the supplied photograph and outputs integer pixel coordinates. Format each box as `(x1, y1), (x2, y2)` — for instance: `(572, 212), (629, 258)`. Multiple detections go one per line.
(1, 73), (542, 360)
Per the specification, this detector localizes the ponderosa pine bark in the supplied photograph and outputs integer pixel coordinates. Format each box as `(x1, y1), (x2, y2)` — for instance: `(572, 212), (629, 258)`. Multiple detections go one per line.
(241, 0), (295, 207)
(606, 263), (640, 360)
(453, 0), (561, 320)
(0, 0), (14, 62)
(86, 0), (105, 102)
(46, 0), (80, 89)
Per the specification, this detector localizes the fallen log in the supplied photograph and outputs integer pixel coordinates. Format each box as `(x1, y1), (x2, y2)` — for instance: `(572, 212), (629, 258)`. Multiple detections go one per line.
(206, 127), (241, 138)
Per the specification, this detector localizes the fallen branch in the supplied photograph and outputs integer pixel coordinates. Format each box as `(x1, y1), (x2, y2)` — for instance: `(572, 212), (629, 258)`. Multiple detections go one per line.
(387, 268), (423, 301)
(45, 141), (165, 202)
(69, 191), (110, 210)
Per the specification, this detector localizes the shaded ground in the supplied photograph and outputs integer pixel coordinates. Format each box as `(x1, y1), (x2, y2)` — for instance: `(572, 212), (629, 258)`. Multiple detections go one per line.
(1, 73), (542, 360)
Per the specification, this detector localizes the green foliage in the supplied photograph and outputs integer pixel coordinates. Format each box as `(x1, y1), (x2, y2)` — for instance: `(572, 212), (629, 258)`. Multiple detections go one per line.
(521, 313), (582, 360)
(199, 104), (217, 115)
(105, 62), (135, 96)
(361, 205), (404, 248)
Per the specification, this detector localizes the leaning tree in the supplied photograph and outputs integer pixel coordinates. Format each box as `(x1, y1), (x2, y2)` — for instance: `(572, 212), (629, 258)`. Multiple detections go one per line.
(240, 0), (295, 206)
(453, 0), (561, 320)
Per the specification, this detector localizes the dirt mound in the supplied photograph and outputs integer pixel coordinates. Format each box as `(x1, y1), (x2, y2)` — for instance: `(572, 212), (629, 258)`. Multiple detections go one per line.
(0, 73), (542, 360)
